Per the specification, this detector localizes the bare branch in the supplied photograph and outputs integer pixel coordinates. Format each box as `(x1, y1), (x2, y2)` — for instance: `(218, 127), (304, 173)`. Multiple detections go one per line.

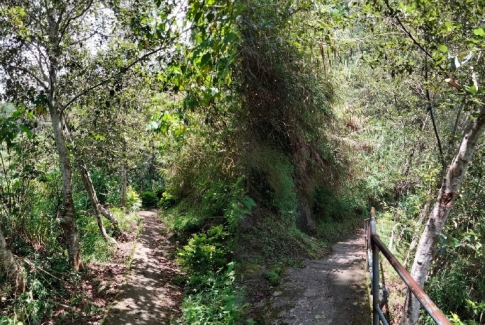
(59, 0), (95, 43)
(9, 65), (48, 89)
(60, 39), (178, 112)
(25, 42), (49, 82)
(382, 0), (447, 78)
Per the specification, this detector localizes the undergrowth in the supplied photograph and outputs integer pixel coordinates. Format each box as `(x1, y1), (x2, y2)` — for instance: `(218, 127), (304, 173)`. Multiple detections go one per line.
(0, 210), (140, 325)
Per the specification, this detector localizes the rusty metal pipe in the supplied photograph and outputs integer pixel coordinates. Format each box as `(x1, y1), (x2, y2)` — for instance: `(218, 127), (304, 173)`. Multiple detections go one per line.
(371, 234), (452, 325)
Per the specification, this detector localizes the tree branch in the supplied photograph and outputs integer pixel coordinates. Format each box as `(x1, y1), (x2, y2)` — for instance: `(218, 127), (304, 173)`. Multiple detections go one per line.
(425, 56), (446, 172)
(60, 39), (178, 112)
(382, 0), (447, 77)
(58, 0), (95, 44)
(9, 65), (48, 89)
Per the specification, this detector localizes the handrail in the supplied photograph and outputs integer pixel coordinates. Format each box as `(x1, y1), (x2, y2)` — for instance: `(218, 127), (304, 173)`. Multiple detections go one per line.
(364, 208), (451, 325)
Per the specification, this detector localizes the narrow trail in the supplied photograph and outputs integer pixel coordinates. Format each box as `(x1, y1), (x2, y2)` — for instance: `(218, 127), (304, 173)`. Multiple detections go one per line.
(267, 233), (370, 325)
(103, 211), (183, 325)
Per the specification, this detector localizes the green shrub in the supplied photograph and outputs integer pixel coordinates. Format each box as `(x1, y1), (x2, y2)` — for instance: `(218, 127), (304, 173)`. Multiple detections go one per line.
(159, 191), (178, 210)
(181, 262), (239, 325)
(264, 269), (280, 286)
(244, 146), (297, 218)
(177, 226), (230, 282)
(141, 191), (158, 209)
(126, 186), (142, 212)
(177, 226), (239, 324)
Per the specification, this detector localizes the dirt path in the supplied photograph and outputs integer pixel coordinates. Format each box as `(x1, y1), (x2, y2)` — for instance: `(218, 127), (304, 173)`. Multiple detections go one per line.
(266, 233), (370, 325)
(102, 211), (183, 325)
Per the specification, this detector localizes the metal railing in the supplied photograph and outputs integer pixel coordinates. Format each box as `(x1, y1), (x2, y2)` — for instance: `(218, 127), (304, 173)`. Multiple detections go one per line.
(364, 208), (451, 325)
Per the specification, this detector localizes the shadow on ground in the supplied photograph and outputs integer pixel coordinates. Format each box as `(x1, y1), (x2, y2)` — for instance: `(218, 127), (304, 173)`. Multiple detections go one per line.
(265, 233), (371, 325)
(103, 211), (183, 325)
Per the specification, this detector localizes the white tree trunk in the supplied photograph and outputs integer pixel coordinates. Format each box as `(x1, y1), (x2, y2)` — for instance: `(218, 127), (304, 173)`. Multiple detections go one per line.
(401, 110), (485, 324)
(404, 201), (431, 268)
(0, 227), (24, 294)
(46, 9), (82, 271)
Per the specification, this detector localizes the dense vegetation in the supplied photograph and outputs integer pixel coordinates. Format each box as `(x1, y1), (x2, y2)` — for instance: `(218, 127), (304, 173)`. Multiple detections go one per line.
(1, 0), (485, 324)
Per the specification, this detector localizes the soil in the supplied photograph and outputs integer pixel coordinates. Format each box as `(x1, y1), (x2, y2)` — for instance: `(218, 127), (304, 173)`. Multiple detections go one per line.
(38, 210), (183, 325)
(40, 214), (139, 325)
(102, 210), (183, 325)
(252, 231), (371, 325)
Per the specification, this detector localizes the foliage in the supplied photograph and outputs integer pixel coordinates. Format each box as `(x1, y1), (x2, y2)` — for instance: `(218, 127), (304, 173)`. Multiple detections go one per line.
(78, 214), (116, 263)
(140, 191), (158, 209)
(125, 187), (142, 212)
(166, 1), (360, 322)
(355, 0), (485, 321)
(421, 151), (485, 323)
(8, 0), (485, 322)
(244, 147), (297, 219)
(177, 226), (240, 324)
(264, 269), (281, 287)
(159, 191), (179, 210)
(2, 278), (54, 325)
(177, 226), (231, 288)
(180, 262), (239, 325)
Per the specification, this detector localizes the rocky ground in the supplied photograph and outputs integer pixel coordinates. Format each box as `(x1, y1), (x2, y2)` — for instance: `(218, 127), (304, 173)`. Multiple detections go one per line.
(262, 233), (371, 325)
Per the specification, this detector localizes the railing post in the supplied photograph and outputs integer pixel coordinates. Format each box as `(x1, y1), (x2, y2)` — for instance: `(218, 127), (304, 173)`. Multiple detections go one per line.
(371, 209), (380, 325)
(365, 207), (451, 325)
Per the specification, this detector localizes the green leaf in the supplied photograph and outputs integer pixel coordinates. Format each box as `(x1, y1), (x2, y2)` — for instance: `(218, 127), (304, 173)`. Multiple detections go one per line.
(437, 44), (448, 53)
(468, 85), (477, 95)
(473, 27), (485, 36)
(200, 52), (212, 67)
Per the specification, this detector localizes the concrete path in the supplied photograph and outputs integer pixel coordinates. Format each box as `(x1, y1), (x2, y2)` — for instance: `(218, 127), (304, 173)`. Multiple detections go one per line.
(103, 211), (182, 325)
(267, 233), (370, 325)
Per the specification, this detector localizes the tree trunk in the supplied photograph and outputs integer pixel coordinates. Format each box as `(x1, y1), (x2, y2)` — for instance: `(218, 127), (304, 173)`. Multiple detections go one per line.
(401, 110), (485, 325)
(49, 106), (81, 271)
(59, 114), (121, 239)
(404, 201), (431, 268)
(78, 164), (120, 243)
(120, 163), (127, 208)
(46, 11), (81, 271)
(0, 227), (24, 294)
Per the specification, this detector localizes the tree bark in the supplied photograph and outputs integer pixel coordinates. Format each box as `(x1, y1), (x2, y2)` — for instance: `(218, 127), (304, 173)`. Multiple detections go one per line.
(0, 227), (24, 294)
(404, 201), (431, 268)
(59, 115), (122, 239)
(78, 164), (120, 243)
(45, 7), (81, 271)
(401, 109), (485, 325)
(49, 106), (82, 271)
(120, 163), (127, 208)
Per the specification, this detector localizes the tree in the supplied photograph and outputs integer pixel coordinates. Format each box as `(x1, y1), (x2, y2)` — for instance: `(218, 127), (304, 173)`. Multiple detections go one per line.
(0, 0), (178, 269)
(361, 0), (485, 323)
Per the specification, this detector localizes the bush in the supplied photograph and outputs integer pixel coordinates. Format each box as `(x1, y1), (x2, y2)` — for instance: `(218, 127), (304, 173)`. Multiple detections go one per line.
(264, 269), (280, 286)
(159, 191), (178, 210)
(177, 226), (240, 324)
(141, 191), (158, 209)
(181, 262), (239, 325)
(125, 186), (142, 212)
(177, 226), (230, 283)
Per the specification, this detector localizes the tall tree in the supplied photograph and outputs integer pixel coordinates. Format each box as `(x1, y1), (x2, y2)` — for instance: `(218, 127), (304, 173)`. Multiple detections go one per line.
(362, 0), (485, 323)
(0, 0), (178, 269)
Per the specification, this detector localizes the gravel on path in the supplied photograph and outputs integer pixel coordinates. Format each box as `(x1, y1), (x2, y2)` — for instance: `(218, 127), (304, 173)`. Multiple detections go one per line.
(267, 233), (370, 325)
